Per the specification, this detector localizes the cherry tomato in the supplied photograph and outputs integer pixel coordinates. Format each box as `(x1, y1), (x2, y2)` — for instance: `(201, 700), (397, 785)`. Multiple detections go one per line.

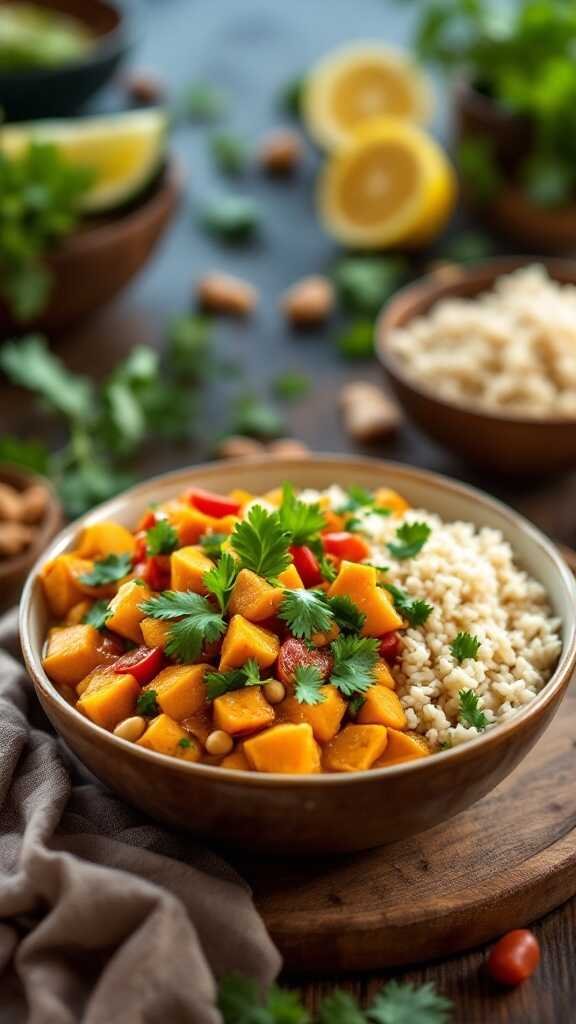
(98, 634), (124, 663)
(277, 637), (333, 686)
(487, 930), (541, 986)
(289, 545), (323, 588)
(188, 488), (241, 518)
(137, 509), (157, 532)
(113, 645), (165, 685)
(133, 533), (148, 564)
(379, 631), (400, 663)
(322, 531), (371, 562)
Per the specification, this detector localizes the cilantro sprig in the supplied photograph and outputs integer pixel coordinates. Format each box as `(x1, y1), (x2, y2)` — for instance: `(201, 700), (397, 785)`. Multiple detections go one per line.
(384, 584), (433, 628)
(83, 600), (111, 631)
(79, 553), (133, 587)
(458, 689), (488, 732)
(330, 635), (379, 697)
(450, 632), (481, 662)
(200, 532), (228, 558)
(294, 664), (327, 705)
(387, 522), (431, 560)
(231, 504), (292, 580)
(279, 589), (333, 639)
(146, 519), (179, 556)
(329, 595), (366, 633)
(204, 659), (261, 700)
(139, 591), (226, 662)
(278, 483), (326, 546)
(203, 552), (240, 612)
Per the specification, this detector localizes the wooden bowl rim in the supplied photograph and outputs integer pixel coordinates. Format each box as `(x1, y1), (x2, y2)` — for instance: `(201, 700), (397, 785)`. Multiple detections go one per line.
(19, 455), (576, 787)
(0, 464), (62, 581)
(376, 256), (576, 428)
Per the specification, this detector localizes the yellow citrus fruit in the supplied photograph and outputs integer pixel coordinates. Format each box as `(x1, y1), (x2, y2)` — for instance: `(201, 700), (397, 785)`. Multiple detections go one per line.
(319, 118), (457, 249)
(304, 43), (432, 150)
(0, 108), (167, 213)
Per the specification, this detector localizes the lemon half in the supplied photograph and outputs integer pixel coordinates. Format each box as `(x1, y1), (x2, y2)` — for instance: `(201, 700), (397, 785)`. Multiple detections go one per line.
(304, 43), (433, 151)
(319, 118), (457, 249)
(0, 108), (168, 213)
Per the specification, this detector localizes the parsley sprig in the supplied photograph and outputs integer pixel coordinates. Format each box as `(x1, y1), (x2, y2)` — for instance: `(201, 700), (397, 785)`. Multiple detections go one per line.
(458, 689), (488, 731)
(450, 632), (481, 662)
(79, 553), (133, 587)
(330, 635), (379, 697)
(387, 522), (432, 560)
(139, 591), (226, 662)
(231, 504), (292, 580)
(204, 659), (261, 700)
(384, 584), (433, 628)
(294, 664), (326, 705)
(146, 519), (179, 556)
(203, 552), (240, 612)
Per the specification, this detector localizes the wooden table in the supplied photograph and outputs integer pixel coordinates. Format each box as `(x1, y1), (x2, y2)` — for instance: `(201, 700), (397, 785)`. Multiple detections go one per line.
(2, 0), (576, 1019)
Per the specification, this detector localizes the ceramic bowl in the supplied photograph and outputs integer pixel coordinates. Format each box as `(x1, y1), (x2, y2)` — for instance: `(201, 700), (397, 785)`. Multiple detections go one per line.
(377, 257), (576, 475)
(19, 457), (576, 853)
(0, 0), (131, 121)
(0, 159), (180, 335)
(0, 463), (62, 610)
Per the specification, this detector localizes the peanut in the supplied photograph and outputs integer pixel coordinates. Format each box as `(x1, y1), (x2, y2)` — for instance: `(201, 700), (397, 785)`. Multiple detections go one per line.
(280, 276), (334, 327)
(113, 716), (147, 742)
(0, 521), (34, 557)
(340, 382), (401, 443)
(268, 438), (311, 459)
(19, 484), (48, 524)
(259, 130), (302, 175)
(216, 435), (266, 460)
(124, 69), (165, 104)
(197, 272), (258, 317)
(0, 482), (23, 521)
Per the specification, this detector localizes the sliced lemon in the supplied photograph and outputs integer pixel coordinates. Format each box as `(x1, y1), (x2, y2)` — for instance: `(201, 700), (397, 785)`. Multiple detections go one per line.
(304, 43), (432, 150)
(0, 108), (167, 213)
(319, 118), (456, 249)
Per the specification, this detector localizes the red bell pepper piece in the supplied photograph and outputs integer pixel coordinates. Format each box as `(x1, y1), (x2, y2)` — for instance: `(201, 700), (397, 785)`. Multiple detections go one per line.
(322, 531), (371, 562)
(188, 488), (241, 518)
(379, 631), (400, 663)
(135, 554), (171, 591)
(289, 545), (323, 588)
(136, 509), (157, 532)
(113, 646), (164, 685)
(133, 533), (148, 564)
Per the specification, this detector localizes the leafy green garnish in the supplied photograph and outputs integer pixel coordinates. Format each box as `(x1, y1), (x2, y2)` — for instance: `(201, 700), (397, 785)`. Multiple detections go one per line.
(317, 553), (337, 584)
(458, 689), (488, 732)
(384, 584), (433, 628)
(273, 371), (311, 402)
(336, 319), (375, 360)
(329, 595), (366, 633)
(330, 635), (379, 697)
(200, 195), (260, 242)
(83, 600), (111, 631)
(294, 664), (327, 705)
(338, 486), (390, 518)
(203, 552), (240, 612)
(79, 553), (133, 587)
(0, 334), (93, 422)
(387, 522), (431, 560)
(178, 737), (192, 749)
(219, 973), (309, 1024)
(136, 689), (159, 717)
(139, 591), (226, 662)
(146, 519), (179, 556)
(450, 631), (481, 662)
(278, 483), (326, 546)
(279, 588), (334, 639)
(232, 395), (285, 439)
(279, 75), (307, 119)
(457, 136), (502, 204)
(211, 132), (250, 175)
(204, 659), (261, 700)
(439, 231), (494, 265)
(333, 256), (407, 316)
(231, 504), (292, 580)
(347, 694), (366, 718)
(368, 980), (453, 1023)
(167, 315), (212, 378)
(200, 532), (228, 558)
(183, 81), (226, 121)
(0, 435), (50, 474)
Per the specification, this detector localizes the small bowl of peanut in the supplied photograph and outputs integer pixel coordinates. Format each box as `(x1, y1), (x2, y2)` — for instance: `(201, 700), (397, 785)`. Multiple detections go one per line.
(0, 465), (62, 610)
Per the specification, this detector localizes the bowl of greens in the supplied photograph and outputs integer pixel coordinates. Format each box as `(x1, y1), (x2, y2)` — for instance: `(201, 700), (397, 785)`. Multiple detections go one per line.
(0, 0), (131, 120)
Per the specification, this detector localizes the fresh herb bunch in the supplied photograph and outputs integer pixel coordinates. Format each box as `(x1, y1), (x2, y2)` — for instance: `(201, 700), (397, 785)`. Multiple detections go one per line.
(0, 142), (93, 320)
(409, 0), (576, 207)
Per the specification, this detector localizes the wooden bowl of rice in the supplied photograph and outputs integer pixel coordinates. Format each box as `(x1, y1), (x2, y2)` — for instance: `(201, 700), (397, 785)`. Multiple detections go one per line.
(377, 258), (576, 475)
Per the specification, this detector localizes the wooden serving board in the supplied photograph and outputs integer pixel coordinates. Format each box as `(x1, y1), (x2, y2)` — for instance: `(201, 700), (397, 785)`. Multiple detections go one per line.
(236, 547), (576, 974)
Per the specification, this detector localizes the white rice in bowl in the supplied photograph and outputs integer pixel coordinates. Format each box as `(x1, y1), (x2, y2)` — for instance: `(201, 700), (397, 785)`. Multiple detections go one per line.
(303, 485), (562, 751)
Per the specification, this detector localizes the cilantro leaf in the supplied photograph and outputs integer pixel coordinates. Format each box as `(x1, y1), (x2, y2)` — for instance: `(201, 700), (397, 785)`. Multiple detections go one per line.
(279, 75), (307, 119)
(458, 689), (488, 732)
(168, 314), (213, 379)
(330, 635), (379, 697)
(0, 335), (94, 422)
(218, 973), (309, 1024)
(384, 584), (433, 628)
(232, 395), (285, 439)
(178, 737), (192, 749)
(336, 319), (375, 361)
(348, 694), (366, 717)
(273, 371), (311, 402)
(450, 632), (481, 662)
(205, 659), (261, 700)
(200, 195), (260, 243)
(200, 532), (228, 558)
(328, 595), (366, 633)
(183, 81), (226, 121)
(231, 504), (292, 580)
(0, 435), (50, 474)
(368, 980), (453, 1024)
(278, 483), (326, 546)
(83, 600), (111, 631)
(203, 552), (240, 612)
(317, 553), (337, 583)
(211, 132), (250, 176)
(79, 553), (133, 587)
(140, 591), (226, 662)
(333, 255), (407, 316)
(146, 519), (179, 556)
(136, 689), (159, 717)
(337, 486), (391, 518)
(294, 664), (326, 705)
(318, 990), (366, 1024)
(387, 522), (431, 560)
(280, 589), (334, 639)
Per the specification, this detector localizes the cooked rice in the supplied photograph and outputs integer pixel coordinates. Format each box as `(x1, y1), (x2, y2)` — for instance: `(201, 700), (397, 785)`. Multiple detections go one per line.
(388, 264), (576, 419)
(303, 485), (562, 750)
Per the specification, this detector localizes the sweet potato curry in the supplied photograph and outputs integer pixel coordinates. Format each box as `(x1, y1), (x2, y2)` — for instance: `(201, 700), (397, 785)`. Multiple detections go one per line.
(40, 483), (432, 773)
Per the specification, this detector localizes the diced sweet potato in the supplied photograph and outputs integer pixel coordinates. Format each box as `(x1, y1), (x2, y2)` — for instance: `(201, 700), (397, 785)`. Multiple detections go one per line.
(77, 671), (140, 730)
(277, 684), (346, 742)
(43, 625), (116, 686)
(106, 579), (151, 643)
(277, 564), (304, 589)
(137, 713), (201, 761)
(213, 686), (275, 736)
(374, 659), (396, 688)
(228, 489), (254, 507)
(162, 501), (238, 545)
(145, 664), (208, 721)
(244, 723), (321, 774)
(219, 615), (280, 671)
(181, 707), (213, 744)
(328, 562), (403, 636)
(228, 569), (285, 622)
(40, 554), (100, 616)
(170, 545), (214, 593)
(357, 686), (406, 729)
(221, 747), (252, 770)
(64, 600), (92, 626)
(324, 724), (388, 772)
(373, 728), (430, 767)
(75, 521), (136, 560)
(140, 617), (171, 649)
(374, 488), (409, 516)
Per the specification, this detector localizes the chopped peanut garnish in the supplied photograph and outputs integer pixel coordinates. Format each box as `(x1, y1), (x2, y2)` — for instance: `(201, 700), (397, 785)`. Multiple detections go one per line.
(197, 272), (258, 317)
(216, 435), (267, 460)
(280, 276), (334, 328)
(268, 438), (311, 459)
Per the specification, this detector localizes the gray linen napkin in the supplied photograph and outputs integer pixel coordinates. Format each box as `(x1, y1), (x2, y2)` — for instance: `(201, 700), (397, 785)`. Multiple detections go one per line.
(0, 609), (281, 1024)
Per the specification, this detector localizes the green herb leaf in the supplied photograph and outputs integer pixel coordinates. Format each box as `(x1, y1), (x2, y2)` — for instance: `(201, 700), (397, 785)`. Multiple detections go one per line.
(0, 335), (94, 422)
(183, 81), (226, 121)
(318, 990), (366, 1024)
(136, 689), (159, 717)
(203, 552), (240, 612)
(336, 319), (375, 360)
(458, 689), (488, 732)
(204, 659), (261, 700)
(347, 694), (366, 717)
(273, 371), (311, 402)
(278, 483), (326, 546)
(140, 590), (226, 662)
(279, 75), (307, 119)
(178, 737), (192, 749)
(330, 635), (379, 697)
(329, 595), (366, 633)
(146, 519), (179, 556)
(79, 553), (133, 587)
(0, 435), (50, 474)
(279, 588), (334, 640)
(368, 979), (453, 1023)
(318, 553), (337, 584)
(200, 195), (260, 242)
(294, 664), (327, 705)
(333, 256), (407, 316)
(387, 522), (431, 560)
(231, 504), (292, 580)
(232, 395), (285, 439)
(457, 136), (502, 204)
(83, 600), (111, 631)
(211, 132), (250, 175)
(218, 973), (310, 1024)
(167, 315), (212, 378)
(384, 583), (433, 628)
(440, 231), (493, 265)
(450, 631), (481, 662)
(200, 532), (228, 558)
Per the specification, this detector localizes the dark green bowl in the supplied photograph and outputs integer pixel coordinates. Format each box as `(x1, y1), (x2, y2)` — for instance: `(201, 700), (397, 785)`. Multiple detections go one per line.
(0, 0), (132, 120)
